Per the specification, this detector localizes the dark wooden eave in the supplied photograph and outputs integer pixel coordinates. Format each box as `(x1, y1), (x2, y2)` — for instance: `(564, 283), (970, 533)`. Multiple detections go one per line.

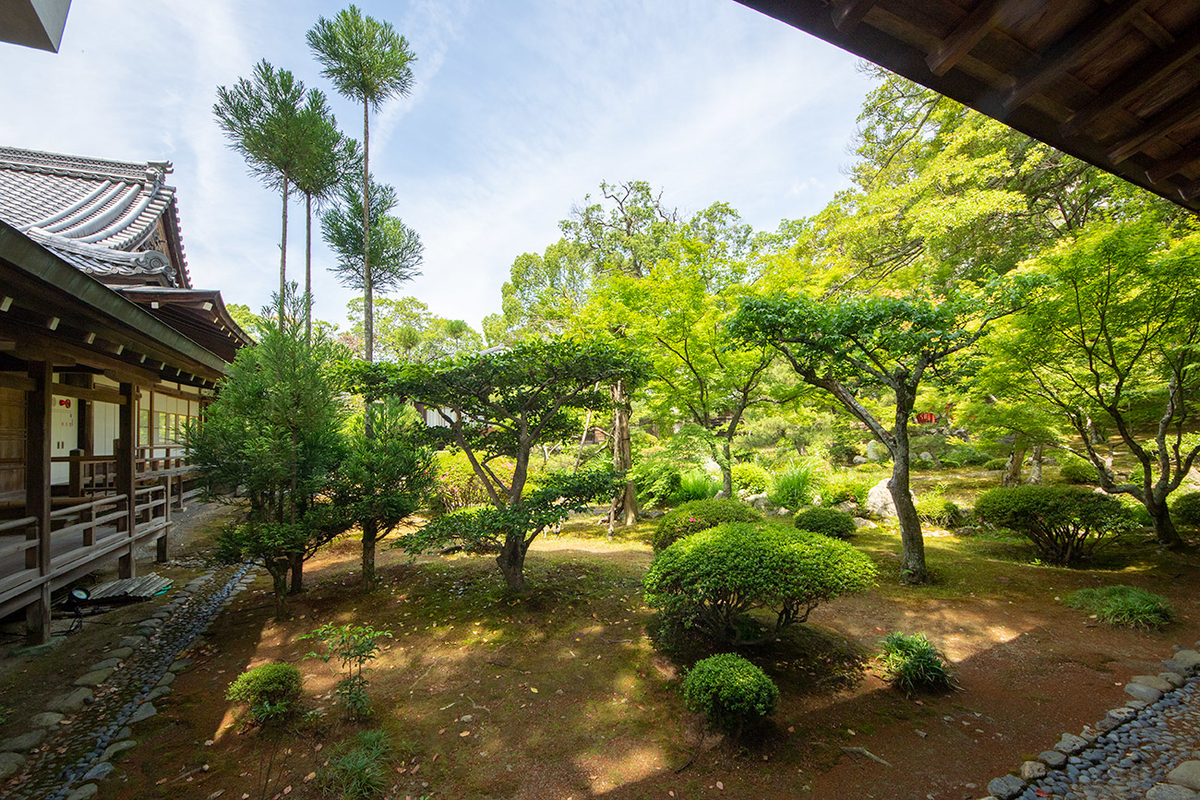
(116, 287), (253, 364)
(736, 0), (1200, 211)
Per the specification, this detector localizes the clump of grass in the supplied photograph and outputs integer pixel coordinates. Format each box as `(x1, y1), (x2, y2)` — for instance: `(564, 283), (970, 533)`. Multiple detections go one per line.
(1065, 586), (1175, 630)
(878, 632), (957, 695)
(319, 730), (392, 800)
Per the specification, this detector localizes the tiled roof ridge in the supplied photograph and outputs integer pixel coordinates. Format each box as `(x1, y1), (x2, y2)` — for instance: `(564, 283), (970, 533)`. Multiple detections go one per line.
(0, 145), (172, 185)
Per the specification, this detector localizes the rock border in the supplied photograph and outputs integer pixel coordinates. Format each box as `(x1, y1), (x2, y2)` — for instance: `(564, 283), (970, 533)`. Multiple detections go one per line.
(978, 643), (1200, 800)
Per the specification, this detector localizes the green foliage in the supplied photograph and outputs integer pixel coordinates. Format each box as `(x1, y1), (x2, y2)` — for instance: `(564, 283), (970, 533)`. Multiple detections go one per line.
(225, 662), (303, 726)
(681, 653), (779, 734)
(768, 460), (822, 509)
(732, 462), (771, 495)
(949, 445), (991, 466)
(301, 624), (391, 720)
(983, 458), (1008, 471)
(819, 469), (878, 508)
(1065, 586), (1175, 630)
(652, 499), (762, 553)
(644, 522), (877, 645)
(319, 730), (393, 800)
(1171, 492), (1200, 527)
(914, 484), (955, 525)
(974, 485), (1134, 565)
(430, 450), (511, 515)
(1059, 459), (1096, 485)
(877, 632), (956, 695)
(629, 458), (682, 508)
(321, 176), (422, 300)
(677, 470), (720, 502)
(793, 507), (856, 539)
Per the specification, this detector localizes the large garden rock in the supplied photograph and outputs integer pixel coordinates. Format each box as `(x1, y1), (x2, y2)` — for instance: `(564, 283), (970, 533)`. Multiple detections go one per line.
(0, 751), (25, 780)
(866, 440), (887, 461)
(866, 479), (896, 518)
(1124, 682), (1163, 703)
(987, 774), (1025, 799)
(1168, 762), (1200, 791)
(1148, 784), (1199, 800)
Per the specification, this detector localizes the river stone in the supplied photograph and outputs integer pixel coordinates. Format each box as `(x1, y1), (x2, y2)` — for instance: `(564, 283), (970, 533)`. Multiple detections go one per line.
(1168, 762), (1200, 791)
(1125, 682), (1164, 703)
(106, 646), (134, 659)
(1020, 761), (1047, 781)
(0, 729), (46, 752)
(118, 635), (146, 649)
(82, 761), (114, 781)
(1173, 650), (1200, 671)
(100, 739), (137, 762)
(1148, 785), (1199, 800)
(129, 702), (157, 724)
(1161, 671), (1186, 688)
(168, 658), (194, 673)
(47, 687), (93, 713)
(1132, 674), (1175, 692)
(1039, 750), (1068, 769)
(29, 711), (64, 728)
(0, 751), (26, 780)
(74, 667), (114, 687)
(156, 671), (175, 687)
(67, 782), (100, 800)
(987, 774), (1026, 799)
(1055, 733), (1089, 755)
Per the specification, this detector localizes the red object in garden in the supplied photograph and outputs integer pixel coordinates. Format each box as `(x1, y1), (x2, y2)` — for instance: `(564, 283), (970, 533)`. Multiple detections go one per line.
(916, 412), (936, 424)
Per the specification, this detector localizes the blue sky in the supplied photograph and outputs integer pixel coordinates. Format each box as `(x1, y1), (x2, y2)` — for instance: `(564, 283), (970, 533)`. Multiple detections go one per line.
(0, 0), (873, 333)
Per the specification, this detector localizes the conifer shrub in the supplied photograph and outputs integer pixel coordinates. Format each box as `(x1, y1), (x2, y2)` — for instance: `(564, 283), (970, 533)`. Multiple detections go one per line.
(974, 485), (1133, 565)
(225, 662), (303, 726)
(681, 653), (778, 735)
(652, 498), (762, 553)
(1065, 586), (1175, 630)
(793, 507), (856, 539)
(1171, 492), (1200, 527)
(644, 522), (877, 645)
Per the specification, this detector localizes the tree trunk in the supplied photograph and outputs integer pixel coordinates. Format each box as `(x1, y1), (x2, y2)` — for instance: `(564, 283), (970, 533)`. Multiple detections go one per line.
(1002, 445), (1026, 487)
(1026, 444), (1044, 485)
(611, 381), (636, 526)
(496, 534), (527, 593)
(288, 552), (304, 594)
(268, 559), (289, 619)
(719, 438), (733, 498)
(892, 393), (926, 583)
(304, 192), (313, 342)
(362, 519), (378, 592)
(279, 178), (289, 323)
(1147, 496), (1184, 549)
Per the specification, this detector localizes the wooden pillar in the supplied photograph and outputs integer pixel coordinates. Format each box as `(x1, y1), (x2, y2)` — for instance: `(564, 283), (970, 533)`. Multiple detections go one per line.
(116, 381), (137, 579)
(25, 361), (52, 644)
(157, 475), (170, 562)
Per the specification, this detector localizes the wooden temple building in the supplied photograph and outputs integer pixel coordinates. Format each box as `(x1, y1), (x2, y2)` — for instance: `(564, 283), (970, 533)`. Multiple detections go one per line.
(0, 146), (251, 642)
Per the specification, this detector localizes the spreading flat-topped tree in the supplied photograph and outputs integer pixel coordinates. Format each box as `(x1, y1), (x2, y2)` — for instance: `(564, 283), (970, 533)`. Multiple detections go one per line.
(349, 337), (648, 591)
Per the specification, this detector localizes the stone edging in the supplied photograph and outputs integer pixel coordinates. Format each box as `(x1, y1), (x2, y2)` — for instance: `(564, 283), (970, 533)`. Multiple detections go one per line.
(979, 644), (1200, 800)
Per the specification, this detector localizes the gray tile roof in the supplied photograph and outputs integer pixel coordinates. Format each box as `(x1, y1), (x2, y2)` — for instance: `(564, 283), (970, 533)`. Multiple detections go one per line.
(0, 146), (192, 288)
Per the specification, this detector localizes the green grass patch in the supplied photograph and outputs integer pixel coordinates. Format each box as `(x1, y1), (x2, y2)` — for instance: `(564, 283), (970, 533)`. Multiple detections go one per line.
(877, 632), (957, 696)
(1065, 585), (1175, 630)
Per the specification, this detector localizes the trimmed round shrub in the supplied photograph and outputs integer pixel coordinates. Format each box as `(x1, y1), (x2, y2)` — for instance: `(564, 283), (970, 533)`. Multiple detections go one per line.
(652, 499), (761, 553)
(1065, 586), (1174, 630)
(974, 485), (1133, 565)
(878, 632), (956, 695)
(681, 653), (778, 734)
(1171, 492), (1200, 527)
(226, 662), (303, 725)
(1059, 459), (1096, 485)
(794, 507), (856, 539)
(732, 462), (771, 495)
(644, 522), (878, 645)
(983, 458), (1008, 471)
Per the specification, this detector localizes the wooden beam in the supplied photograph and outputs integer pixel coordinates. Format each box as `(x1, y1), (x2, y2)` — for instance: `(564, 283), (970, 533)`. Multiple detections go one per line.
(50, 382), (128, 405)
(1063, 18), (1200, 136)
(832, 0), (876, 33)
(927, 0), (1028, 77)
(1180, 177), (1200, 202)
(0, 372), (36, 392)
(1109, 86), (1200, 164)
(1146, 139), (1200, 184)
(1131, 9), (1174, 49)
(1005, 0), (1150, 112)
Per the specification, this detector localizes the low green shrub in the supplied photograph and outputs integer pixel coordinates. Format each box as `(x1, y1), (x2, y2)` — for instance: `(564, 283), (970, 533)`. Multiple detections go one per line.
(768, 459), (822, 509)
(644, 522), (877, 645)
(1059, 459), (1096, 485)
(431, 450), (511, 514)
(629, 458), (683, 508)
(1171, 492), (1200, 527)
(225, 662), (303, 726)
(878, 632), (956, 695)
(983, 458), (1008, 471)
(974, 485), (1133, 565)
(681, 653), (778, 735)
(319, 730), (392, 800)
(1065, 586), (1175, 630)
(677, 470), (720, 503)
(819, 469), (877, 507)
(652, 499), (761, 553)
(793, 507), (856, 539)
(948, 445), (991, 466)
(733, 462), (771, 495)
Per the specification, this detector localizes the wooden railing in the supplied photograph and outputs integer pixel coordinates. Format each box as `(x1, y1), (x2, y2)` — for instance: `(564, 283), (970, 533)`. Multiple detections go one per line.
(56, 444), (191, 498)
(0, 516), (38, 599)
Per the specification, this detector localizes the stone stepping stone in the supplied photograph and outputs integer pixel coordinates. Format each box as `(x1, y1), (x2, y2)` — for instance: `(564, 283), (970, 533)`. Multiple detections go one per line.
(87, 658), (122, 672)
(46, 687), (93, 713)
(1174, 650), (1200, 671)
(1055, 733), (1089, 755)
(1125, 682), (1164, 702)
(81, 761), (113, 782)
(1169, 761), (1200, 791)
(0, 751), (26, 781)
(99, 739), (136, 762)
(0, 729), (46, 753)
(118, 635), (146, 649)
(1039, 750), (1067, 769)
(988, 774), (1025, 799)
(168, 658), (193, 673)
(145, 686), (171, 703)
(128, 702), (157, 724)
(74, 667), (114, 687)
(155, 671), (175, 688)
(1132, 674), (1175, 692)
(106, 646), (133, 659)
(1149, 784), (1200, 800)
(66, 782), (99, 800)
(28, 712), (63, 729)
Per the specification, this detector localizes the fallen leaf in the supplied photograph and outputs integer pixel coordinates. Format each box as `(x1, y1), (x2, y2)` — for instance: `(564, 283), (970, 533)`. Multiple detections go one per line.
(530, 687), (538, 693)
(304, 772), (316, 783)
(460, 730), (470, 737)
(716, 781), (724, 790)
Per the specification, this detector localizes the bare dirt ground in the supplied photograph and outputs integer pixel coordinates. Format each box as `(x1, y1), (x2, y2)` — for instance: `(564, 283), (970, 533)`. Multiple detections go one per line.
(46, 516), (1195, 800)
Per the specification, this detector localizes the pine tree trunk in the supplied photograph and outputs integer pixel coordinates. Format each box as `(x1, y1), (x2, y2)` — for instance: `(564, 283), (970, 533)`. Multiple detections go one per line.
(304, 192), (313, 342)
(279, 178), (289, 323)
(362, 519), (377, 592)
